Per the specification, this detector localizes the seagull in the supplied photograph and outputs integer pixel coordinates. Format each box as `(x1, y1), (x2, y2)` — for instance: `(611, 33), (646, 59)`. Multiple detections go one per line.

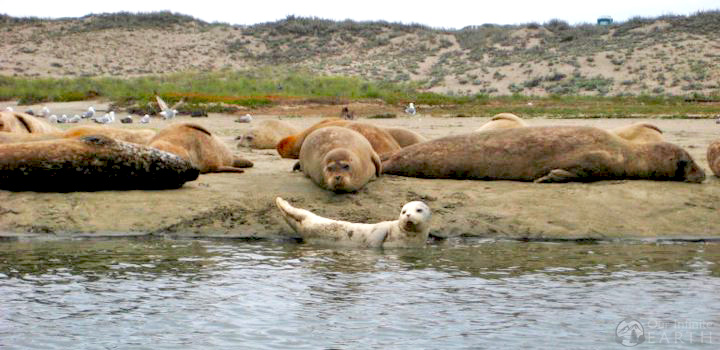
(48, 114), (58, 123)
(156, 95), (182, 119)
(716, 115), (720, 124)
(24, 109), (35, 116)
(93, 113), (112, 124)
(236, 113), (253, 123)
(39, 106), (51, 118)
(108, 111), (115, 123)
(405, 103), (416, 115)
(57, 114), (68, 123)
(5, 107), (13, 112)
(121, 115), (133, 124)
(139, 114), (151, 124)
(68, 115), (81, 123)
(82, 106), (95, 118)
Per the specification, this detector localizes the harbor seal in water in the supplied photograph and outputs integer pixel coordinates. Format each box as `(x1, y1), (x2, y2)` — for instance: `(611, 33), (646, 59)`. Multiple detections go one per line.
(148, 123), (253, 173)
(63, 125), (157, 144)
(707, 140), (720, 176)
(0, 111), (59, 134)
(476, 113), (528, 132)
(298, 126), (381, 192)
(609, 123), (664, 143)
(275, 197), (431, 248)
(0, 135), (199, 191)
(277, 119), (401, 158)
(382, 126), (705, 183)
(237, 119), (299, 149)
(383, 127), (427, 147)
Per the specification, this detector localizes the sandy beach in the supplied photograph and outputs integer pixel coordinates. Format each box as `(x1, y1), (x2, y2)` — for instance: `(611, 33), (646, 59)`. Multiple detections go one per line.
(0, 100), (718, 241)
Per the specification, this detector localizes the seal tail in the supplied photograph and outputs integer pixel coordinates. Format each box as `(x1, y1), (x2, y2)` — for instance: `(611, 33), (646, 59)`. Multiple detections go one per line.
(233, 157), (254, 168)
(275, 197), (309, 232)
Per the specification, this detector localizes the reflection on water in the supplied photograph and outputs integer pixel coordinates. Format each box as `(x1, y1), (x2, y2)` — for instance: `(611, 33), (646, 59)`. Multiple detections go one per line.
(1, 239), (719, 349)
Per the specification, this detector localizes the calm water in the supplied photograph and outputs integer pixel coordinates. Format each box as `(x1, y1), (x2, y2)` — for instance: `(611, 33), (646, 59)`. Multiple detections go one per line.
(1, 238), (719, 349)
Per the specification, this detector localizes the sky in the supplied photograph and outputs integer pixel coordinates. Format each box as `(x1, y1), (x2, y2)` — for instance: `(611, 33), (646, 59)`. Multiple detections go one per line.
(2, 0), (719, 29)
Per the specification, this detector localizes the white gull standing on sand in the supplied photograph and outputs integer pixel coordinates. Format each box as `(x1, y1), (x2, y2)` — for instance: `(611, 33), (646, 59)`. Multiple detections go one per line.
(57, 114), (68, 123)
(39, 106), (51, 118)
(48, 114), (58, 123)
(140, 114), (151, 124)
(68, 115), (81, 123)
(5, 107), (13, 112)
(157, 95), (182, 119)
(405, 103), (416, 115)
(236, 113), (253, 123)
(82, 106), (95, 118)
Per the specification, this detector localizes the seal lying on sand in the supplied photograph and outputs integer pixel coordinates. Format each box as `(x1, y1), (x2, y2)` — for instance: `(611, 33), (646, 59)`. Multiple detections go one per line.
(609, 123), (664, 143)
(148, 123), (253, 173)
(476, 113), (528, 132)
(277, 119), (400, 159)
(237, 119), (299, 149)
(0, 111), (59, 134)
(0, 135), (199, 191)
(275, 197), (431, 248)
(382, 126), (705, 183)
(297, 126), (381, 192)
(383, 127), (427, 147)
(707, 140), (720, 176)
(63, 125), (158, 145)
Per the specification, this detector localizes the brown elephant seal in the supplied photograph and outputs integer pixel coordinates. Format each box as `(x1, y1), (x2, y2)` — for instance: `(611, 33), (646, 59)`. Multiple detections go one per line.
(0, 132), (64, 144)
(0, 135), (199, 191)
(476, 113), (528, 132)
(382, 126), (705, 183)
(276, 197), (431, 248)
(63, 125), (158, 144)
(298, 126), (381, 192)
(237, 119), (299, 149)
(277, 119), (400, 159)
(609, 123), (664, 143)
(148, 123), (253, 173)
(383, 127), (427, 147)
(707, 140), (720, 176)
(0, 111), (59, 134)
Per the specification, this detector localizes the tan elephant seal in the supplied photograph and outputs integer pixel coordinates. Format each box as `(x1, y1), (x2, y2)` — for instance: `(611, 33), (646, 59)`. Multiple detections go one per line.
(707, 140), (720, 176)
(298, 126), (381, 192)
(609, 123), (664, 143)
(0, 135), (199, 191)
(383, 127), (427, 147)
(63, 125), (158, 144)
(475, 113), (528, 132)
(148, 123), (253, 173)
(275, 197), (431, 248)
(0, 111), (59, 133)
(237, 119), (299, 149)
(277, 120), (400, 158)
(382, 126), (705, 183)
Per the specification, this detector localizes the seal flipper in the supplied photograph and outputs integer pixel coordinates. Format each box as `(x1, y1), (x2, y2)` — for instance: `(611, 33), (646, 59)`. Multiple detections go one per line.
(275, 197), (309, 232)
(534, 169), (579, 183)
(232, 157), (254, 168)
(214, 166), (245, 173)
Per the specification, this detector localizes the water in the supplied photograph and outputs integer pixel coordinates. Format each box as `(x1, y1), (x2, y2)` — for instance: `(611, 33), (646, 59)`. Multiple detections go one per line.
(1, 238), (719, 349)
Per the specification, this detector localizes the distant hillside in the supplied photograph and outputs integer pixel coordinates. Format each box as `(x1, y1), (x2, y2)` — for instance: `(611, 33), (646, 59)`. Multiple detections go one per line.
(1, 11), (719, 96)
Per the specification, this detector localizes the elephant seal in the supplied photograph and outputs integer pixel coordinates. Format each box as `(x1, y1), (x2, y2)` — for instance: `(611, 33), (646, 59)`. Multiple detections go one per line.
(383, 127), (427, 147)
(275, 197), (431, 248)
(277, 119), (400, 158)
(476, 113), (528, 132)
(237, 119), (299, 149)
(63, 126), (157, 144)
(148, 123), (253, 173)
(0, 135), (199, 191)
(707, 140), (720, 176)
(0, 111), (59, 134)
(298, 126), (381, 192)
(609, 123), (664, 143)
(382, 126), (705, 183)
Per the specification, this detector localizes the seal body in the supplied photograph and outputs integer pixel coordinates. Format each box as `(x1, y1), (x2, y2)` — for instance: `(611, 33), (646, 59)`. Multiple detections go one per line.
(63, 125), (157, 144)
(148, 123), (253, 173)
(237, 119), (299, 149)
(707, 140), (720, 176)
(382, 126), (705, 183)
(609, 123), (664, 143)
(277, 119), (402, 159)
(382, 127), (427, 147)
(0, 111), (59, 134)
(298, 126), (381, 192)
(0, 135), (199, 191)
(275, 197), (431, 248)
(476, 113), (528, 132)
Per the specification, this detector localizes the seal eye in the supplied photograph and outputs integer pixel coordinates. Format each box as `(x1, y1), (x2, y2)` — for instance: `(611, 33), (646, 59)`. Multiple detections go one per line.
(342, 164), (350, 170)
(416, 208), (423, 213)
(402, 210), (406, 214)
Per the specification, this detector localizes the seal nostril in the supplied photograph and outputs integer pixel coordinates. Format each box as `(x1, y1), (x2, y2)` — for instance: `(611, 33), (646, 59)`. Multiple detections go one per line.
(335, 175), (342, 181)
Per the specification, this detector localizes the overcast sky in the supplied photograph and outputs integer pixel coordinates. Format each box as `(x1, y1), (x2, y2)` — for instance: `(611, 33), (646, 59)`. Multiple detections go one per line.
(3, 0), (719, 28)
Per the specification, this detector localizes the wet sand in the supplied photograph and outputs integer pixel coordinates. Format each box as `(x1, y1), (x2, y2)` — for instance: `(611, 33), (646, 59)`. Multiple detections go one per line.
(0, 101), (719, 241)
